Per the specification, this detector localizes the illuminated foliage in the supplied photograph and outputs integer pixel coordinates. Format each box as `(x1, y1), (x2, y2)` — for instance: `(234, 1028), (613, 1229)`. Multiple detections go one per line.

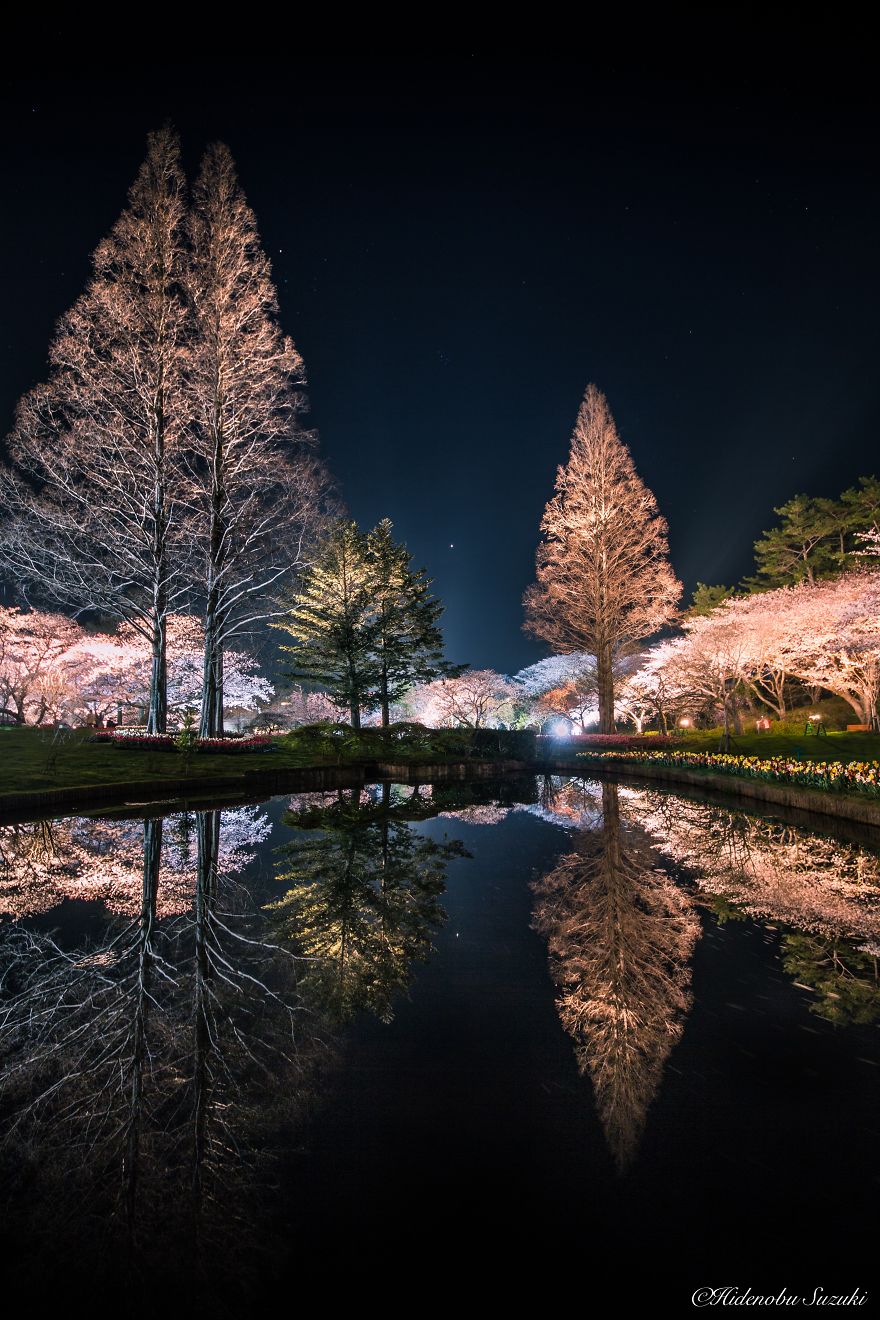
(524, 384), (681, 732)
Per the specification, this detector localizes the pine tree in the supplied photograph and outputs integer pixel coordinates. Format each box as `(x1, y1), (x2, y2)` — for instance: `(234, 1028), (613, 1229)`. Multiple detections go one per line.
(274, 522), (377, 729)
(1, 126), (190, 732)
(687, 582), (735, 617)
(523, 383), (681, 732)
(748, 493), (842, 588)
(366, 518), (452, 726)
(186, 142), (329, 737)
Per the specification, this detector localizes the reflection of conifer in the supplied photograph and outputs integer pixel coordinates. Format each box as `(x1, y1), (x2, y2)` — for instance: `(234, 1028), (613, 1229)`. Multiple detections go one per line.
(533, 782), (699, 1171)
(269, 785), (467, 1023)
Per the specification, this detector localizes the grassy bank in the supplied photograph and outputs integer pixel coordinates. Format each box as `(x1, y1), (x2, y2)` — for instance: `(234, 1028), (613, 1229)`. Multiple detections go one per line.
(0, 723), (535, 806)
(3, 721), (880, 818)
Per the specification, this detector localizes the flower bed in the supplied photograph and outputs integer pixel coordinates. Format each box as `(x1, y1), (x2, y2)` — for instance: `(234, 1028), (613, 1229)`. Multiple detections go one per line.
(542, 733), (675, 749)
(111, 732), (176, 751)
(97, 731), (275, 754)
(574, 749), (880, 797)
(194, 736), (275, 754)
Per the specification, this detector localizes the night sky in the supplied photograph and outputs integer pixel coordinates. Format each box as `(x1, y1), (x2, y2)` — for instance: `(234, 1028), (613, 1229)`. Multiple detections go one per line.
(3, 57), (879, 673)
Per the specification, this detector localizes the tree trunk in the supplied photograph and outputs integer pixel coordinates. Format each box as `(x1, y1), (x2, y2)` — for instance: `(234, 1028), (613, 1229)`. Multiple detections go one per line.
(148, 612), (167, 734)
(199, 596), (224, 739)
(597, 642), (615, 733)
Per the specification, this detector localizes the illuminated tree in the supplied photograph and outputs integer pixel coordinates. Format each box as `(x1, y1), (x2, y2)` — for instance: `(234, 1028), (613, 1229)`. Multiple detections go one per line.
(771, 571), (880, 729)
(274, 521), (378, 728)
(0, 126), (190, 732)
(524, 383), (681, 732)
(0, 607), (84, 724)
(186, 142), (330, 737)
(406, 668), (519, 728)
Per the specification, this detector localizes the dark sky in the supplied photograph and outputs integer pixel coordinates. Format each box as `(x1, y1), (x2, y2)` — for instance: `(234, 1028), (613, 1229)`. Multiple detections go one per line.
(2, 56), (879, 673)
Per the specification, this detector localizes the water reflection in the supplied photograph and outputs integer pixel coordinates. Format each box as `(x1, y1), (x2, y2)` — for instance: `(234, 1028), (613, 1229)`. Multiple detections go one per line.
(631, 787), (880, 1027)
(0, 806), (311, 1304)
(0, 776), (878, 1297)
(532, 781), (699, 1171)
(530, 776), (880, 1171)
(268, 783), (469, 1023)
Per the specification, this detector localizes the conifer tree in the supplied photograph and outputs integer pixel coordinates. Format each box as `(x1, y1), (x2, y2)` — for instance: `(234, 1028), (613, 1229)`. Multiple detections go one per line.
(366, 518), (452, 726)
(524, 383), (680, 732)
(274, 522), (377, 729)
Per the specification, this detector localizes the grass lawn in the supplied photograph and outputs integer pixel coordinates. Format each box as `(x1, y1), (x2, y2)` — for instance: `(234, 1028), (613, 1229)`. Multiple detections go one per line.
(0, 725), (336, 800)
(0, 722), (533, 805)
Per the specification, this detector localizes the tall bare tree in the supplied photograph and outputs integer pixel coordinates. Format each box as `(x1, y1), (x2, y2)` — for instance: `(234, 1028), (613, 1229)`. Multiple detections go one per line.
(0, 126), (190, 732)
(186, 143), (330, 737)
(524, 384), (681, 732)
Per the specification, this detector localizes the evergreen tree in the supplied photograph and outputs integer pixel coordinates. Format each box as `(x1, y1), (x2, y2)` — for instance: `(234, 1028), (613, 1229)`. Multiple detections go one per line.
(687, 582), (735, 617)
(523, 383), (680, 732)
(747, 476), (880, 589)
(274, 522), (377, 729)
(366, 518), (453, 726)
(748, 493), (842, 588)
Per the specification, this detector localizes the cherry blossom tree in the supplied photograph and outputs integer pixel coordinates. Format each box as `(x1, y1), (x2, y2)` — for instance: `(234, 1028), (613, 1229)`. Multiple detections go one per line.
(771, 571), (880, 729)
(0, 607), (86, 725)
(405, 669), (520, 728)
(647, 610), (759, 745)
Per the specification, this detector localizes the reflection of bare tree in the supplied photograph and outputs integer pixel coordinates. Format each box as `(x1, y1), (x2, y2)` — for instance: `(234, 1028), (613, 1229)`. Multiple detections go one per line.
(269, 783), (468, 1024)
(533, 782), (699, 1171)
(632, 789), (880, 1024)
(0, 806), (317, 1301)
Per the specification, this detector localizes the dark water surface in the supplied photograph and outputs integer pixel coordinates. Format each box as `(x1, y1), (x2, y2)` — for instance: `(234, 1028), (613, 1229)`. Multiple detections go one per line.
(1, 776), (878, 1312)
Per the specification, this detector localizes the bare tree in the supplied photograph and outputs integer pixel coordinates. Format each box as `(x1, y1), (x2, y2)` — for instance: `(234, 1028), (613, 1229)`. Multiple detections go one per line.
(186, 143), (331, 737)
(0, 126), (191, 732)
(524, 384), (681, 732)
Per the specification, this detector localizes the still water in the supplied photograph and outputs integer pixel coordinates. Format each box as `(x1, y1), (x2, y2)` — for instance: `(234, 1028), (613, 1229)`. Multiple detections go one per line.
(1, 775), (878, 1310)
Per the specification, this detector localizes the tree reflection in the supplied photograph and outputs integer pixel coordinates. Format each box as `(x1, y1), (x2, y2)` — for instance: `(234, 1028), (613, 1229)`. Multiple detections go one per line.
(532, 781), (700, 1171)
(633, 789), (880, 1025)
(0, 805), (316, 1304)
(268, 782), (469, 1023)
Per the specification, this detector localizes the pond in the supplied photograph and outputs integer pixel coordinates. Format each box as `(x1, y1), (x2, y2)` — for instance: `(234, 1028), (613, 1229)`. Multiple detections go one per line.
(0, 774), (878, 1311)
